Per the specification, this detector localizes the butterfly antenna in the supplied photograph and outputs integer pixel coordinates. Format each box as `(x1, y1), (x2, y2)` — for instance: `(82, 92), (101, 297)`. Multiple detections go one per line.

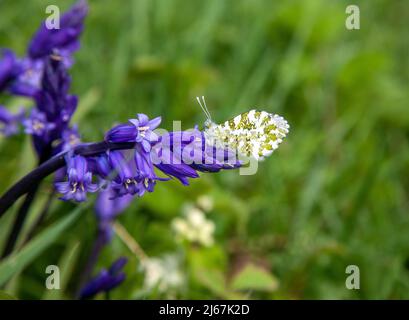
(196, 96), (211, 121)
(201, 96), (212, 121)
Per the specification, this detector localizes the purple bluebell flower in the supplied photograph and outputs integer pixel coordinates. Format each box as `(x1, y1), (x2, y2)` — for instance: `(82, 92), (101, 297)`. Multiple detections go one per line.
(9, 58), (44, 97)
(129, 114), (161, 152)
(163, 128), (241, 171)
(108, 151), (140, 197)
(22, 109), (55, 138)
(92, 154), (112, 179)
(55, 155), (98, 202)
(134, 145), (168, 196)
(53, 127), (81, 183)
(187, 130), (242, 172)
(151, 131), (201, 185)
(153, 146), (199, 185)
(61, 125), (81, 151)
(105, 124), (137, 143)
(0, 49), (22, 91)
(79, 257), (128, 300)
(106, 113), (161, 152)
(155, 161), (200, 185)
(28, 0), (88, 60)
(0, 106), (24, 136)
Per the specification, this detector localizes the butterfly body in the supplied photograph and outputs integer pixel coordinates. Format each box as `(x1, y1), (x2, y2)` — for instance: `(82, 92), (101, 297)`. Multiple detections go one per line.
(203, 109), (289, 160)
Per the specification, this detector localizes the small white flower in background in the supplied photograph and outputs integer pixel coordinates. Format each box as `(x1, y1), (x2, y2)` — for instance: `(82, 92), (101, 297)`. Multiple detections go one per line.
(172, 204), (215, 246)
(141, 254), (184, 293)
(197, 195), (214, 212)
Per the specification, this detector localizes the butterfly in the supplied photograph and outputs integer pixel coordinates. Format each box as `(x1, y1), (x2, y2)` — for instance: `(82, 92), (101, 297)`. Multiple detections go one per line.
(196, 96), (289, 161)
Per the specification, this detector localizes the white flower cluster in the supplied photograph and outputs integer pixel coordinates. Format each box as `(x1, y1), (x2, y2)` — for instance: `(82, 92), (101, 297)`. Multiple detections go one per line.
(141, 254), (184, 293)
(172, 196), (215, 247)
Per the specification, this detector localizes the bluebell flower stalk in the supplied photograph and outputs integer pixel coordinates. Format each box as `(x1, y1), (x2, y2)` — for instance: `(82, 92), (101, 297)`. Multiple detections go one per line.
(0, 114), (241, 214)
(0, 1), (247, 297)
(0, 53), (82, 258)
(0, 0), (87, 156)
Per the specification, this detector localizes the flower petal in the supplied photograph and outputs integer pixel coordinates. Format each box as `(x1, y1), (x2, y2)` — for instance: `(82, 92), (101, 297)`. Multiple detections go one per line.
(147, 116), (161, 130)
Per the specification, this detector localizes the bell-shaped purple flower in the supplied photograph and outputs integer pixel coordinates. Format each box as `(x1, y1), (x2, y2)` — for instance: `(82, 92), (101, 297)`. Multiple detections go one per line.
(22, 109), (55, 138)
(91, 154), (112, 179)
(61, 125), (81, 151)
(129, 113), (161, 152)
(28, 0), (88, 60)
(106, 113), (161, 152)
(108, 151), (140, 197)
(0, 106), (24, 136)
(79, 257), (128, 300)
(134, 146), (168, 196)
(154, 161), (199, 185)
(55, 155), (98, 202)
(9, 58), (44, 97)
(151, 134), (200, 185)
(153, 148), (199, 185)
(105, 124), (137, 143)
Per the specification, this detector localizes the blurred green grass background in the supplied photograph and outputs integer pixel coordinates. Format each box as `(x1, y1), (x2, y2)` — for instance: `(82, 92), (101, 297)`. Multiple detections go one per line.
(1, 0), (409, 299)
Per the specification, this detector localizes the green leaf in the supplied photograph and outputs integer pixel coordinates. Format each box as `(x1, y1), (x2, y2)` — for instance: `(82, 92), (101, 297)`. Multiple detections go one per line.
(193, 267), (245, 300)
(0, 205), (86, 287)
(0, 290), (17, 300)
(231, 263), (279, 292)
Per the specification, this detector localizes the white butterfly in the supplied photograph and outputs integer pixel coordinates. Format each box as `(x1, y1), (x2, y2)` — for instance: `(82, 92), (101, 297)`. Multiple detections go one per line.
(196, 96), (289, 161)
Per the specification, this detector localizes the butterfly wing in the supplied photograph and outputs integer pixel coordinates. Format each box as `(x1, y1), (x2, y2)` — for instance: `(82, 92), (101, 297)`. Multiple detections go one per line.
(215, 110), (289, 160)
